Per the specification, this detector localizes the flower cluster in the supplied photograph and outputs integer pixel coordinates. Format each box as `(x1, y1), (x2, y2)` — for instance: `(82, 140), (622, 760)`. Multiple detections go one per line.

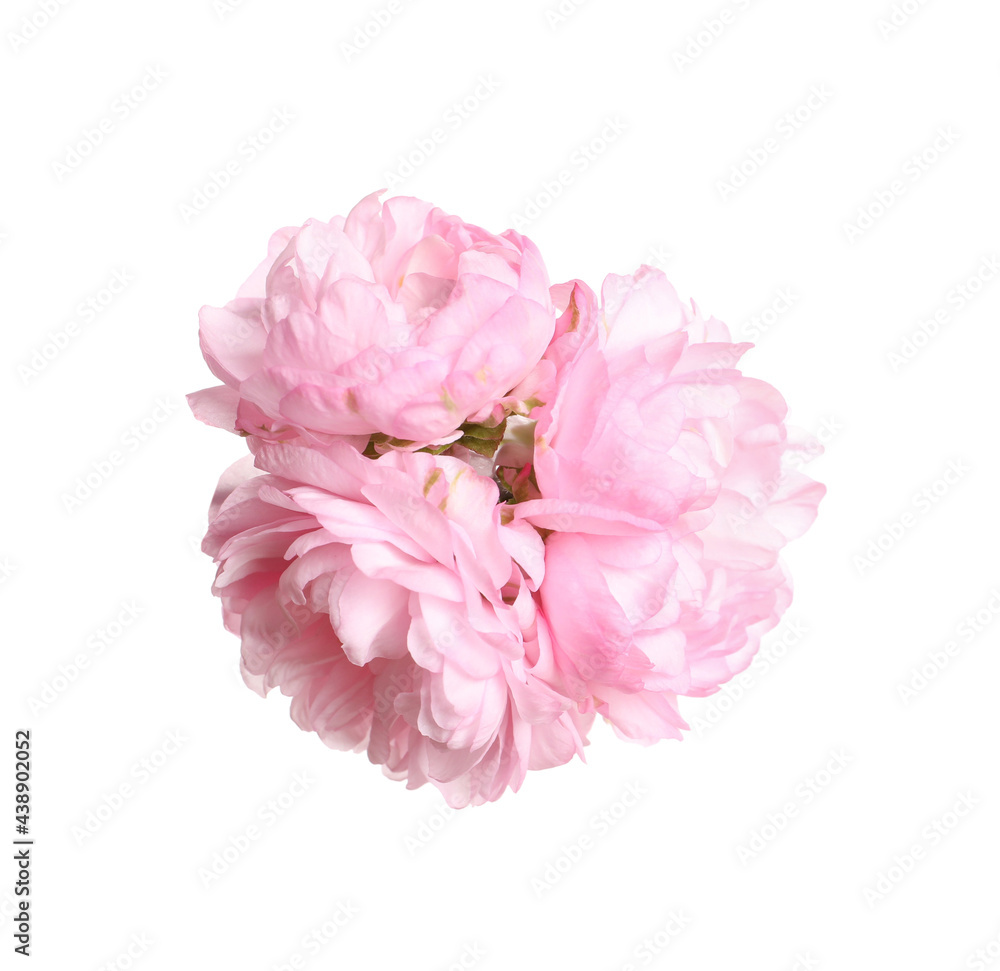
(190, 191), (824, 806)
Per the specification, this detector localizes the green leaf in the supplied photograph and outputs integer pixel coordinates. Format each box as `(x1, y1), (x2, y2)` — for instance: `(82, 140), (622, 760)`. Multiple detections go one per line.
(455, 417), (508, 457)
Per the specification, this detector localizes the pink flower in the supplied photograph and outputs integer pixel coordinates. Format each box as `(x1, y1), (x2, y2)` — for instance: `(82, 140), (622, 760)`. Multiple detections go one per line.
(189, 196), (827, 802)
(515, 267), (825, 742)
(188, 192), (556, 451)
(203, 441), (591, 807)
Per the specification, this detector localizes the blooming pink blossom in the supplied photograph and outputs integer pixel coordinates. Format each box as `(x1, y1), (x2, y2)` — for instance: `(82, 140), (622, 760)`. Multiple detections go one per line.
(203, 441), (591, 807)
(515, 267), (825, 742)
(188, 191), (556, 450)
(190, 194), (826, 802)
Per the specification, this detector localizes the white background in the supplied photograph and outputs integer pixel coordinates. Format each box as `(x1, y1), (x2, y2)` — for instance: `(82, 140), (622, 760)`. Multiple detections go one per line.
(3, 0), (999, 968)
